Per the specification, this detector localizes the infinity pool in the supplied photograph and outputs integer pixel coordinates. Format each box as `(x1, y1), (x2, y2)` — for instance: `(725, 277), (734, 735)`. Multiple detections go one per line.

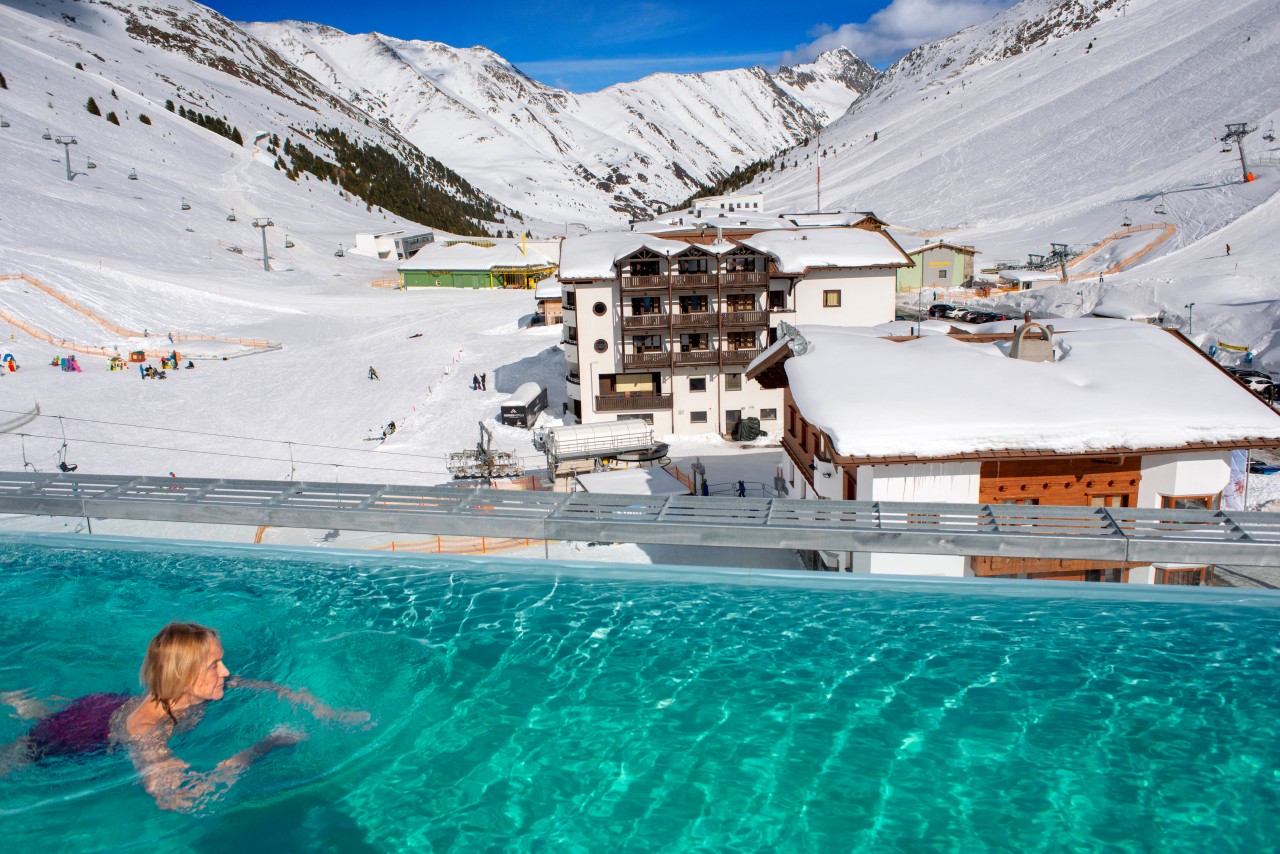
(1, 533), (1278, 851)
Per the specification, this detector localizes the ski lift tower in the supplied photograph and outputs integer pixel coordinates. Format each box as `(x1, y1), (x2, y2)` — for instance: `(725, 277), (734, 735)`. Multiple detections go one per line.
(54, 136), (77, 181)
(1221, 123), (1256, 182)
(1048, 243), (1071, 282)
(251, 217), (273, 272)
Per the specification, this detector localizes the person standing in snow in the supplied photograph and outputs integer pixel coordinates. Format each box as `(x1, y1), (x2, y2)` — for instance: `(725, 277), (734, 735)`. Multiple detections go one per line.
(736, 480), (746, 498)
(480, 373), (487, 390)
(1226, 244), (1231, 256)
(471, 374), (480, 390)
(368, 366), (380, 381)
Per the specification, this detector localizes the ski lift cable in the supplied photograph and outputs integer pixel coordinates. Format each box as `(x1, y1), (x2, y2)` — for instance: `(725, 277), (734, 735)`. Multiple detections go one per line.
(0, 407), (459, 464)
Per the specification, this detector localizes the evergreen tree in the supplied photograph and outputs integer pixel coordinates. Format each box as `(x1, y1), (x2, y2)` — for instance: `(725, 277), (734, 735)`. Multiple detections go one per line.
(85, 97), (101, 116)
(106, 111), (119, 126)
(138, 114), (151, 125)
(165, 99), (175, 112)
(0, 71), (8, 89)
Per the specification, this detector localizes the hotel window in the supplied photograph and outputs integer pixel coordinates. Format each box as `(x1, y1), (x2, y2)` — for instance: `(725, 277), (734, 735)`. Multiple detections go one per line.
(689, 377), (707, 392)
(593, 301), (607, 316)
(726, 255), (759, 273)
(630, 255), (660, 276)
(726, 294), (755, 312)
(562, 290), (576, 310)
(632, 334), (663, 353)
(1089, 495), (1129, 507)
(1161, 495), (1220, 510)
(690, 411), (708, 424)
(726, 331), (756, 351)
(823, 290), (842, 308)
(761, 408), (777, 421)
(593, 339), (608, 353)
(680, 333), (709, 352)
(631, 296), (661, 315)
(724, 373), (742, 391)
(677, 257), (708, 274)
(679, 294), (708, 314)
(938, 269), (948, 279)
(618, 413), (654, 425)
(768, 290), (787, 310)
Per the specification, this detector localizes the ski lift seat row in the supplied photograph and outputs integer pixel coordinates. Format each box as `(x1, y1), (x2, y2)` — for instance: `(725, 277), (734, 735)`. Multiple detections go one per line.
(181, 198), (191, 211)
(1, 116), (10, 128)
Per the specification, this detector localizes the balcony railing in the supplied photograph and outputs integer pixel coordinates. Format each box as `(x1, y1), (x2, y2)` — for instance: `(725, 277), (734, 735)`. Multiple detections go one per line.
(671, 311), (717, 328)
(595, 393), (673, 412)
(721, 348), (763, 365)
(674, 349), (718, 366)
(722, 310), (768, 326)
(623, 351), (670, 369)
(621, 313), (668, 331)
(721, 271), (768, 286)
(621, 275), (665, 290)
(671, 272), (714, 289)
(566, 373), (580, 386)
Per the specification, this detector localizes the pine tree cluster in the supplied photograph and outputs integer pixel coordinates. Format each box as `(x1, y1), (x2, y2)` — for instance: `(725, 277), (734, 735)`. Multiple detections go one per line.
(176, 105), (243, 145)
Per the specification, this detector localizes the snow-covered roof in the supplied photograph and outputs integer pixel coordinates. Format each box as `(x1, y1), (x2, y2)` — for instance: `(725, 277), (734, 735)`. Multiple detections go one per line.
(631, 211), (790, 235)
(533, 277), (563, 299)
(558, 233), (698, 279)
(399, 241), (555, 272)
(907, 241), (977, 256)
(575, 467), (690, 496)
(739, 229), (909, 273)
(780, 322), (1280, 460)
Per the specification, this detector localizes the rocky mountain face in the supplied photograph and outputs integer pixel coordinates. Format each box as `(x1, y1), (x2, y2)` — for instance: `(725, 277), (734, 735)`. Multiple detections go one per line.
(775, 47), (881, 123)
(245, 22), (872, 225)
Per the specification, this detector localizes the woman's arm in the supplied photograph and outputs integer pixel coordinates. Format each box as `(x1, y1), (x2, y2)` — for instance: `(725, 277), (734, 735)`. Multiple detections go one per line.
(129, 722), (305, 812)
(227, 677), (370, 725)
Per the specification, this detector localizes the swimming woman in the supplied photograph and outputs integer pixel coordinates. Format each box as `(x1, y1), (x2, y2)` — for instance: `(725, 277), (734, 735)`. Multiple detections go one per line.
(0, 622), (369, 811)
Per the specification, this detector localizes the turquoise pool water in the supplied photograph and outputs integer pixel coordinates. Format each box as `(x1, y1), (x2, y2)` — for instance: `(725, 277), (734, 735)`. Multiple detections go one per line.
(1, 533), (1278, 852)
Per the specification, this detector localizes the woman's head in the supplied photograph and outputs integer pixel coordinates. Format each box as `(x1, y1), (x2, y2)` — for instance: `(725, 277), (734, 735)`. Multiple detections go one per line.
(140, 622), (228, 717)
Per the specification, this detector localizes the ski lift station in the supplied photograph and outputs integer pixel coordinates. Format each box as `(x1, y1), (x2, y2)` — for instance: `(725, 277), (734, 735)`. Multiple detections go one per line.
(542, 421), (666, 490)
(351, 229), (435, 261)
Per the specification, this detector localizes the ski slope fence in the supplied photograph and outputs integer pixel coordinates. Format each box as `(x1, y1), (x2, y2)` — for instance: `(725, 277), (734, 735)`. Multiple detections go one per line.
(0, 273), (279, 357)
(1065, 222), (1176, 281)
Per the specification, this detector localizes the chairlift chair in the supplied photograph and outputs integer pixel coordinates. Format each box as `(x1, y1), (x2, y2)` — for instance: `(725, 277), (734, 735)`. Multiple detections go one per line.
(181, 197), (191, 211)
(42, 128), (52, 140)
(334, 244), (345, 257)
(86, 158), (97, 169)
(1122, 213), (1132, 227)
(1265, 122), (1276, 143)
(284, 235), (295, 248)
(0, 116), (10, 128)
(1221, 142), (1232, 153)
(128, 168), (138, 180)
(1154, 200), (1165, 215)
(226, 209), (236, 222)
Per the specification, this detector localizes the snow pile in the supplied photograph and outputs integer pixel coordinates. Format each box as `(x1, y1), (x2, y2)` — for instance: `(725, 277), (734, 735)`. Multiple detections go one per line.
(785, 322), (1280, 459)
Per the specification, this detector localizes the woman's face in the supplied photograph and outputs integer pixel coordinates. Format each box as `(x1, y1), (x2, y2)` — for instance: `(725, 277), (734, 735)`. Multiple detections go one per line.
(188, 639), (230, 702)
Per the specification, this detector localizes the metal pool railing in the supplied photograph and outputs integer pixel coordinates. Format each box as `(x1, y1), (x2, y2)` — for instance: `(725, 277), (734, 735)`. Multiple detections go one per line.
(0, 472), (1277, 566)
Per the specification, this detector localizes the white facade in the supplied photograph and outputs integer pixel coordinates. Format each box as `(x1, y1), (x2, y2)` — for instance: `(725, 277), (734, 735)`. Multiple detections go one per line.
(353, 230), (433, 261)
(1136, 451), (1232, 507)
(691, 192), (765, 214)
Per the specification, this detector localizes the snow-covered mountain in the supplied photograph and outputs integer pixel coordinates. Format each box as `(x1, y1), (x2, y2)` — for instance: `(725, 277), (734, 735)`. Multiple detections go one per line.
(775, 47), (880, 123)
(753, 0), (1280, 251)
(245, 23), (871, 226)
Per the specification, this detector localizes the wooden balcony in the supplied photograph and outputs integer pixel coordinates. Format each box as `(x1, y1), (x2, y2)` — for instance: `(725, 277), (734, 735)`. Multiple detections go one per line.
(620, 275), (665, 290)
(670, 311), (717, 329)
(721, 271), (768, 287)
(673, 349), (718, 367)
(722, 310), (768, 327)
(721, 348), (763, 365)
(623, 351), (670, 369)
(621, 313), (668, 331)
(670, 273), (714, 289)
(596, 393), (673, 412)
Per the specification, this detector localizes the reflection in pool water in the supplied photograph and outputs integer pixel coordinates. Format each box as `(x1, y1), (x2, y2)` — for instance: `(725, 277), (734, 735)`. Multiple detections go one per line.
(1, 533), (1279, 851)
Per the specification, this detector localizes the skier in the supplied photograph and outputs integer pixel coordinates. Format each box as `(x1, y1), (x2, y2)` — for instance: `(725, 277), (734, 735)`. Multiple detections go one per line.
(1226, 244), (1231, 256)
(368, 366), (380, 381)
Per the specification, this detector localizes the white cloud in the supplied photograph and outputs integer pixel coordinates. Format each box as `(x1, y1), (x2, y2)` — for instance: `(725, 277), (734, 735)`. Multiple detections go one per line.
(782, 0), (1017, 66)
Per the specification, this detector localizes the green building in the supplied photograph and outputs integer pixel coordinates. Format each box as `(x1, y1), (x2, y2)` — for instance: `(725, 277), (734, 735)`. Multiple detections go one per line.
(398, 239), (556, 289)
(896, 242), (977, 292)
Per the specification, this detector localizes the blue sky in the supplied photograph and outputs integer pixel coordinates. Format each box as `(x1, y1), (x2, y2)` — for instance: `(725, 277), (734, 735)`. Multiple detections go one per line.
(206, 0), (1016, 91)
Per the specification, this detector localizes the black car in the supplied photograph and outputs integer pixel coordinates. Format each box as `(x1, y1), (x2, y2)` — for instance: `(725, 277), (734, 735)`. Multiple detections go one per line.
(927, 303), (953, 318)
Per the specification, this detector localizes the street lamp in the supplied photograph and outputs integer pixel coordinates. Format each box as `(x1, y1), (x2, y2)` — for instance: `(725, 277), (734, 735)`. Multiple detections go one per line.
(252, 217), (274, 272)
(54, 136), (77, 181)
(1185, 303), (1195, 339)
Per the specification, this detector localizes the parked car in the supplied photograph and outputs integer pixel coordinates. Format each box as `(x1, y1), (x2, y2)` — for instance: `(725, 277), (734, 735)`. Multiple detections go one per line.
(1226, 367), (1271, 382)
(1249, 461), (1280, 475)
(1238, 375), (1274, 393)
(927, 303), (953, 318)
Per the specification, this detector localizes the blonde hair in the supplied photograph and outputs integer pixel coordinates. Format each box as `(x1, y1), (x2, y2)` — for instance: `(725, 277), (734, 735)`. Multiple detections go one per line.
(140, 622), (220, 721)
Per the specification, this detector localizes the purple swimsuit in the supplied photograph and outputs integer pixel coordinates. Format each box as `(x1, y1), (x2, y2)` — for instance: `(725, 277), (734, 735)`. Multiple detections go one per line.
(26, 692), (131, 758)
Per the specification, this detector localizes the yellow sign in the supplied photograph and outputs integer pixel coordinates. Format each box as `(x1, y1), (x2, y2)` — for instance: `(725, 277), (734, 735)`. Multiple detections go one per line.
(928, 261), (950, 267)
